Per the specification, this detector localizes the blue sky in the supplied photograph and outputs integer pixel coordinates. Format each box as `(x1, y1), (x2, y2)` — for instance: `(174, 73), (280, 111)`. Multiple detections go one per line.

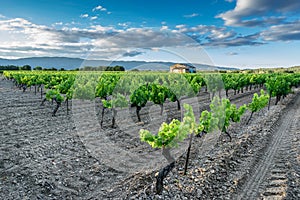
(1, 0), (300, 68)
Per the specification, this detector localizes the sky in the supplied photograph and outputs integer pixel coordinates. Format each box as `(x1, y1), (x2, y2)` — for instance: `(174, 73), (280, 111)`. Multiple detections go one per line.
(0, 0), (300, 68)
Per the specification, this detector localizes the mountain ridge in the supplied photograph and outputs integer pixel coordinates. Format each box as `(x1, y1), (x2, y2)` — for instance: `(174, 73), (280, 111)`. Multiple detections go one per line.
(0, 57), (239, 71)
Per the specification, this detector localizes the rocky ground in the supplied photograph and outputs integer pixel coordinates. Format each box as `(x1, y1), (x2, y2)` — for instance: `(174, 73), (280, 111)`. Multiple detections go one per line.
(108, 89), (300, 200)
(0, 76), (299, 200)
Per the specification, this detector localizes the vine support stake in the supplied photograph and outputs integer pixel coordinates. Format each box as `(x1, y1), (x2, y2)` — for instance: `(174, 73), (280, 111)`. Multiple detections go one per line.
(184, 132), (193, 175)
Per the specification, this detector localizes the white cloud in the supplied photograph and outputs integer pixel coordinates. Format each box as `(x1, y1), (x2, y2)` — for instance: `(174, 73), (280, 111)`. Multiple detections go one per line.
(90, 16), (98, 20)
(0, 18), (117, 59)
(93, 5), (107, 12)
(0, 18), (258, 60)
(93, 5), (103, 11)
(80, 14), (89, 18)
(160, 26), (168, 31)
(174, 24), (187, 32)
(122, 50), (144, 57)
(173, 24), (263, 47)
(210, 28), (235, 39)
(0, 18), (33, 31)
(175, 24), (235, 39)
(0, 14), (5, 19)
(217, 0), (300, 26)
(227, 52), (238, 55)
(1, 16), (295, 60)
(260, 20), (300, 41)
(92, 5), (110, 15)
(118, 22), (130, 28)
(51, 22), (63, 27)
(89, 25), (115, 32)
(0, 18), (204, 59)
(183, 13), (199, 18)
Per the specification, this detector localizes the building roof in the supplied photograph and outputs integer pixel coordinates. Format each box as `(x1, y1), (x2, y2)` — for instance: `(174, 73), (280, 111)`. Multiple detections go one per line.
(170, 63), (196, 69)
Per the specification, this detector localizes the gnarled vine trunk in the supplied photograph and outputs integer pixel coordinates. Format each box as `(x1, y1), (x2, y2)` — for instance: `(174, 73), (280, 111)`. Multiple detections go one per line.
(156, 148), (175, 195)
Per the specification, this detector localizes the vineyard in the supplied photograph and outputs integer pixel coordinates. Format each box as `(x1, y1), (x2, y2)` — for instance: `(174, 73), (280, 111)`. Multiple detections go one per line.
(1, 70), (300, 199)
(3, 70), (300, 117)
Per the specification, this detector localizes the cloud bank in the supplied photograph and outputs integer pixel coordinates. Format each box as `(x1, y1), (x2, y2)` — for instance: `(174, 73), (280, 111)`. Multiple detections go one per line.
(217, 0), (300, 26)
(0, 9), (300, 59)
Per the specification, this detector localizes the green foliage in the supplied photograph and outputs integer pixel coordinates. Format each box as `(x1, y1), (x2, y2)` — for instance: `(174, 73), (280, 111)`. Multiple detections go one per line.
(81, 65), (125, 71)
(148, 83), (168, 105)
(210, 97), (246, 133)
(73, 75), (98, 100)
(179, 104), (197, 135)
(55, 77), (75, 96)
(45, 89), (64, 103)
(140, 119), (181, 148)
(140, 103), (196, 149)
(209, 97), (226, 132)
(4, 70), (299, 122)
(230, 103), (247, 122)
(197, 110), (219, 134)
(265, 75), (291, 98)
(248, 90), (269, 113)
(102, 99), (112, 108)
(130, 84), (150, 107)
(66, 88), (74, 100)
(95, 73), (120, 99)
(102, 93), (128, 109)
(140, 98), (247, 149)
(184, 74), (204, 93)
(204, 73), (223, 94)
(0, 65), (19, 71)
(165, 74), (196, 99)
(20, 65), (31, 70)
(34, 66), (43, 70)
(112, 93), (128, 108)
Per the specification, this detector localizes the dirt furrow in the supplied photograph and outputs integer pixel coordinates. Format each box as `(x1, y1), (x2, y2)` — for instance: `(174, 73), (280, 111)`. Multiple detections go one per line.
(1, 76), (294, 199)
(236, 92), (300, 200)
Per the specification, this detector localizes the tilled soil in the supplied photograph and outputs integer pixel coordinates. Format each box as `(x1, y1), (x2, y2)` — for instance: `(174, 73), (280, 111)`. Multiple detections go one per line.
(0, 79), (124, 199)
(0, 77), (299, 200)
(236, 90), (300, 200)
(113, 91), (299, 200)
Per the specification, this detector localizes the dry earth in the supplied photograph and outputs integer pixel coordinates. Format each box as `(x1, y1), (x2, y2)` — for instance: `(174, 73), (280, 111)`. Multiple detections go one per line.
(0, 76), (299, 199)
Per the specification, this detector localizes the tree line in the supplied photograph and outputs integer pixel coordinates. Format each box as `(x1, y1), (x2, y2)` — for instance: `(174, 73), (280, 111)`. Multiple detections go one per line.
(0, 65), (31, 71)
(0, 65), (125, 72)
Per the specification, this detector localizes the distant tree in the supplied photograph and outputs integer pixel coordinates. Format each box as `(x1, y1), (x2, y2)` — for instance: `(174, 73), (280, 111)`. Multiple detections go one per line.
(42, 67), (57, 71)
(21, 65), (31, 70)
(34, 66), (43, 70)
(113, 65), (125, 71)
(105, 66), (114, 71)
(0, 65), (19, 70)
(60, 68), (65, 71)
(284, 70), (294, 73)
(79, 65), (125, 71)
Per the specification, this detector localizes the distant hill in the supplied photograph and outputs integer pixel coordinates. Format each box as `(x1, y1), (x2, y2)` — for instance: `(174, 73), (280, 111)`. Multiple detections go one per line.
(0, 57), (238, 71)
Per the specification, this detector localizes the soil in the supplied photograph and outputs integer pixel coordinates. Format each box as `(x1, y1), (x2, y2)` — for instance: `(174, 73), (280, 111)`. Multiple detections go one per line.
(0, 76), (299, 200)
